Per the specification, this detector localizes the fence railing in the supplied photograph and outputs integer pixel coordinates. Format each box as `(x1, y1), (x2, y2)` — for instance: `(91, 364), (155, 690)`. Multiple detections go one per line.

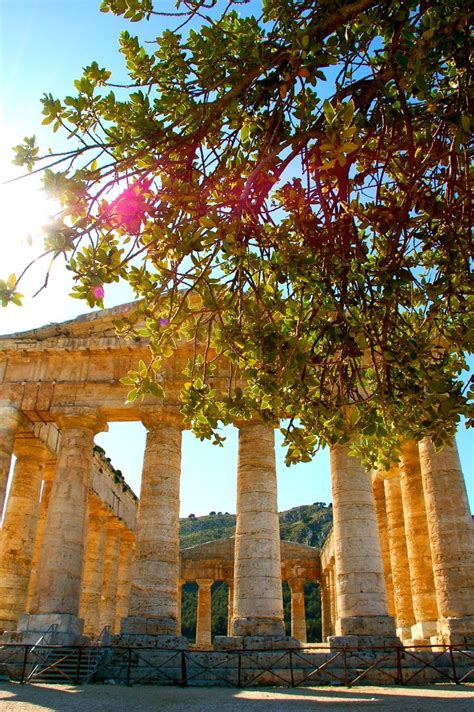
(0, 640), (472, 688)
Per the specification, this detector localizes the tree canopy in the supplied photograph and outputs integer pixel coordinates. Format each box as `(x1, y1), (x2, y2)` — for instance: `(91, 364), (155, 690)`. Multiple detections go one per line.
(5, 0), (473, 468)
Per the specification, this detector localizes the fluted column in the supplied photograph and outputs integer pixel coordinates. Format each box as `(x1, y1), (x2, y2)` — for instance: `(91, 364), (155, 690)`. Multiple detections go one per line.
(195, 579), (213, 648)
(80, 502), (107, 637)
(330, 444), (396, 642)
(289, 578), (307, 643)
(176, 580), (184, 636)
(226, 581), (234, 636)
(27, 461), (56, 611)
(22, 408), (107, 642)
(0, 405), (23, 516)
(418, 439), (474, 644)
(114, 532), (135, 633)
(384, 467), (415, 640)
(329, 560), (337, 635)
(231, 423), (285, 638)
(0, 438), (49, 631)
(372, 475), (396, 619)
(122, 412), (183, 640)
(99, 519), (122, 632)
(321, 572), (332, 641)
(399, 442), (438, 642)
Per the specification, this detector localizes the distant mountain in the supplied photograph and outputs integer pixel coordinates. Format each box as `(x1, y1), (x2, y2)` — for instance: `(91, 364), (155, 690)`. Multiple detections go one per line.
(179, 502), (333, 643)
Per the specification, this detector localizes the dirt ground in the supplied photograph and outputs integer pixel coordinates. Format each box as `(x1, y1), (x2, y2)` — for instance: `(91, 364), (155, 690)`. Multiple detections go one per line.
(0, 682), (473, 712)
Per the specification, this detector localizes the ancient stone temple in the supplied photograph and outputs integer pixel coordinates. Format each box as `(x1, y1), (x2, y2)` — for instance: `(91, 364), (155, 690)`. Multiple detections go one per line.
(0, 304), (473, 650)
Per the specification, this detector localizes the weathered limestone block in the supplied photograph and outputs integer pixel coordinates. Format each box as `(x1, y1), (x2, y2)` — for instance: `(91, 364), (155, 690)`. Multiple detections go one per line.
(418, 439), (474, 644)
(122, 413), (184, 642)
(231, 424), (285, 638)
(80, 502), (107, 637)
(321, 572), (332, 640)
(289, 578), (307, 643)
(399, 442), (438, 642)
(329, 444), (397, 643)
(0, 405), (23, 515)
(23, 408), (107, 643)
(195, 578), (213, 648)
(0, 438), (49, 631)
(383, 468), (415, 640)
(372, 475), (396, 619)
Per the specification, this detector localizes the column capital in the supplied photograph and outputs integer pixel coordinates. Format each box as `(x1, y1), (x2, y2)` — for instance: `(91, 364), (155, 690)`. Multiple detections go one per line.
(379, 465), (400, 481)
(288, 577), (306, 593)
(141, 408), (187, 431)
(234, 417), (278, 430)
(13, 436), (50, 462)
(52, 407), (108, 433)
(195, 578), (214, 589)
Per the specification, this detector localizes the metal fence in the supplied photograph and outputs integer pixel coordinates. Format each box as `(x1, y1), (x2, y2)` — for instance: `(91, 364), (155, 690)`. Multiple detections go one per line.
(1, 640), (473, 688)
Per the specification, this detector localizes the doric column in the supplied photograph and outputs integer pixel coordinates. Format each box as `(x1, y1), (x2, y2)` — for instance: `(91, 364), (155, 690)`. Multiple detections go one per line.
(0, 405), (23, 516)
(80, 502), (107, 637)
(114, 532), (135, 633)
(195, 578), (213, 648)
(399, 441), (438, 642)
(176, 579), (184, 636)
(418, 439), (474, 644)
(231, 423), (285, 638)
(22, 408), (107, 643)
(329, 560), (337, 635)
(289, 578), (307, 643)
(384, 467), (415, 640)
(372, 474), (396, 619)
(122, 412), (184, 641)
(0, 437), (49, 631)
(321, 572), (332, 641)
(27, 461), (56, 611)
(226, 581), (234, 636)
(99, 518), (122, 632)
(330, 444), (397, 643)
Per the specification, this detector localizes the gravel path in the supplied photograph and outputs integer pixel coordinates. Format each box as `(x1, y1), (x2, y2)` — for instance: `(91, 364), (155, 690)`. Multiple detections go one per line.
(0, 682), (473, 711)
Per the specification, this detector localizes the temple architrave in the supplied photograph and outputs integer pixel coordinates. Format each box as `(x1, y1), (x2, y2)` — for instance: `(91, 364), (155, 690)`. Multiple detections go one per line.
(0, 304), (473, 649)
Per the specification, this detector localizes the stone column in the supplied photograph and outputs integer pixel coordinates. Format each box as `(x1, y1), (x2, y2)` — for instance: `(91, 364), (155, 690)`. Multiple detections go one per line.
(27, 461), (56, 611)
(329, 561), (337, 636)
(0, 437), (49, 631)
(99, 519), (122, 632)
(372, 475), (396, 619)
(399, 441), (438, 642)
(329, 444), (397, 644)
(289, 578), (307, 643)
(21, 408), (107, 644)
(321, 573), (332, 641)
(195, 579), (213, 648)
(121, 412), (185, 643)
(230, 423), (285, 638)
(418, 439), (474, 644)
(114, 532), (135, 634)
(0, 405), (23, 516)
(80, 502), (107, 638)
(176, 580), (184, 637)
(226, 581), (234, 636)
(384, 467), (415, 640)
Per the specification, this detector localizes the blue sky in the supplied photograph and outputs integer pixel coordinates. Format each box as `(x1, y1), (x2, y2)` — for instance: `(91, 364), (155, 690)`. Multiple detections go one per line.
(0, 0), (472, 516)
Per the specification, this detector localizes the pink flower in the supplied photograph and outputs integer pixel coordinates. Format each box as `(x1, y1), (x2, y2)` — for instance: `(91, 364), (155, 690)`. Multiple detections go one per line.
(159, 317), (169, 326)
(92, 285), (105, 299)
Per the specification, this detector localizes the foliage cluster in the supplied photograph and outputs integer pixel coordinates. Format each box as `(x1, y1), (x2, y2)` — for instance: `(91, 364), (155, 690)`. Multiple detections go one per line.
(7, 0), (473, 468)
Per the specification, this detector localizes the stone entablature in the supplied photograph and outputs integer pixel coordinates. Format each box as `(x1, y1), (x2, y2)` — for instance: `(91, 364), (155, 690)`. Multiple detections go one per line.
(180, 537), (320, 584)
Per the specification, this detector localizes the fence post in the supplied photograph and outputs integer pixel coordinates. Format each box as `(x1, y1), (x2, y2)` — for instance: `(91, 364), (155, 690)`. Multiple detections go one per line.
(181, 651), (187, 687)
(126, 647), (132, 686)
(20, 645), (29, 684)
(396, 646), (403, 685)
(343, 647), (349, 687)
(238, 651), (242, 688)
(289, 650), (295, 687)
(75, 647), (82, 684)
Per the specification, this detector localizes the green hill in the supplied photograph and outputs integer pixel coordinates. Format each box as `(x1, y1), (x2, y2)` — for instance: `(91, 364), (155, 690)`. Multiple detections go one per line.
(179, 502), (333, 644)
